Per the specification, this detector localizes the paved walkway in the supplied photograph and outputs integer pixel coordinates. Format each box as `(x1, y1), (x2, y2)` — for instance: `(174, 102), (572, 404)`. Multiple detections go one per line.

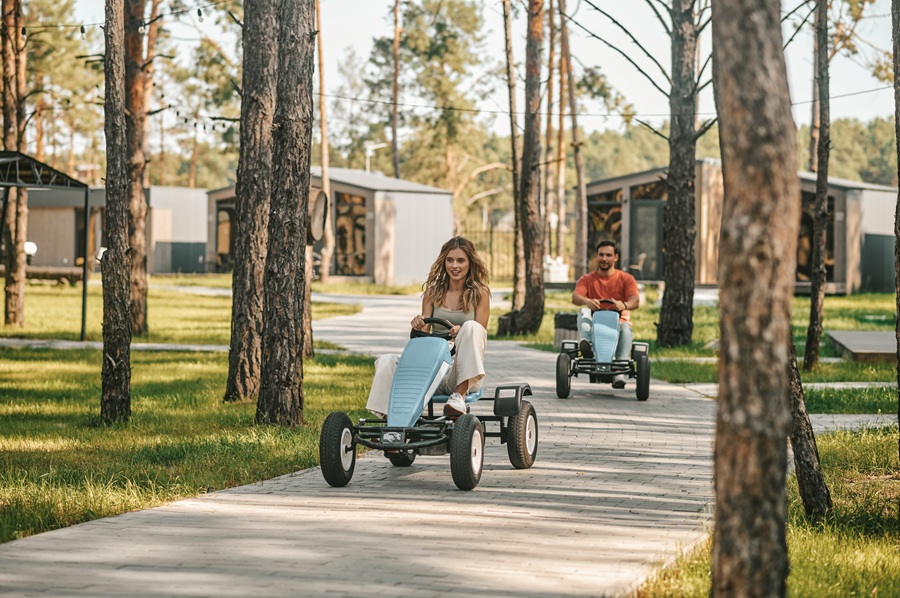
(0, 294), (895, 598)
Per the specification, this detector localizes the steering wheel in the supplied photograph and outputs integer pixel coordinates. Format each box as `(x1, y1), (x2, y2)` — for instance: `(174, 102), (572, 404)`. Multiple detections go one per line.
(598, 298), (622, 313)
(410, 317), (454, 340)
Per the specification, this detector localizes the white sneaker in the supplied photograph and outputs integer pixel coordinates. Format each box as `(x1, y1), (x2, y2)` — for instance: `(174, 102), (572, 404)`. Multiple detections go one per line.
(612, 375), (626, 389)
(443, 392), (466, 417)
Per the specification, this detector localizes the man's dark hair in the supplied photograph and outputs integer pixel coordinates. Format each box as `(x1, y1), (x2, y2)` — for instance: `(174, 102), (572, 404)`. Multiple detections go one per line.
(596, 240), (618, 254)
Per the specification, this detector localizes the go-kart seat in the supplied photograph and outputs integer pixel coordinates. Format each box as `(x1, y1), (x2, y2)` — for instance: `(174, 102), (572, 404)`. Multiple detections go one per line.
(591, 309), (620, 363)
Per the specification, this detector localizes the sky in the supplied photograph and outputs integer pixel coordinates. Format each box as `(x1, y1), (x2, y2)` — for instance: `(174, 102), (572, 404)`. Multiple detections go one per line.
(71, 0), (896, 136)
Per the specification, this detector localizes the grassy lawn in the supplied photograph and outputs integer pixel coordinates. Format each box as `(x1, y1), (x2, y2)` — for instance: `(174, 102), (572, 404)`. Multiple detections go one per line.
(0, 348), (374, 544)
(150, 273), (423, 296)
(638, 427), (900, 597)
(498, 291), (896, 361)
(0, 280), (360, 345)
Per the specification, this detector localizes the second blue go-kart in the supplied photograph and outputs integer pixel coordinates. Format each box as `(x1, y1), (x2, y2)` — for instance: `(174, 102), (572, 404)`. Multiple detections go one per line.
(319, 317), (537, 491)
(555, 299), (650, 401)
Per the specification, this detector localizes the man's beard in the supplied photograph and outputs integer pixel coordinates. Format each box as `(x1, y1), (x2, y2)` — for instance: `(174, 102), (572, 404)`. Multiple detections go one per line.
(598, 261), (613, 271)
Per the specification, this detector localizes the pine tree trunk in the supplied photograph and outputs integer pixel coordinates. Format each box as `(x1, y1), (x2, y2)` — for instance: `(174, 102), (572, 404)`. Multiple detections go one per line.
(891, 0), (900, 461)
(125, 0), (148, 336)
(2, 0), (25, 327)
(224, 0), (278, 403)
(101, 0), (133, 424)
(391, 0), (401, 179)
(303, 245), (314, 359)
(711, 0), (800, 594)
(803, 0), (830, 371)
(809, 5), (820, 173)
(256, 0), (315, 426)
(507, 0), (545, 335)
(556, 48), (567, 260)
(657, 0), (697, 348)
(559, 0), (587, 278)
(788, 340), (833, 516)
(502, 0), (525, 311)
(543, 0), (555, 257)
(316, 0), (334, 283)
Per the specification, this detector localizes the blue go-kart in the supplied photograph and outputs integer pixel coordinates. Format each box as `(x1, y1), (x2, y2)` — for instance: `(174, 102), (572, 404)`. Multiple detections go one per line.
(319, 318), (537, 491)
(556, 300), (650, 401)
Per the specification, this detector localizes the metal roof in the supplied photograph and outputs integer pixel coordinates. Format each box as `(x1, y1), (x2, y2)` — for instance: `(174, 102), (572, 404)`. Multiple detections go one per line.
(314, 167), (450, 194)
(207, 167), (451, 198)
(0, 151), (88, 189)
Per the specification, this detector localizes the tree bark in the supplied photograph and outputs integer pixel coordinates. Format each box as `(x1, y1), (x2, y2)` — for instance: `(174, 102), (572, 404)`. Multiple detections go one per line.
(657, 0), (697, 348)
(2, 0), (26, 328)
(315, 0), (334, 283)
(788, 340), (833, 517)
(556, 45), (567, 260)
(711, 0), (800, 594)
(502, 0), (525, 310)
(256, 0), (315, 426)
(391, 0), (401, 179)
(808, 5), (820, 173)
(125, 0), (149, 336)
(891, 0), (900, 460)
(559, 0), (587, 278)
(224, 0), (278, 403)
(803, 0), (830, 371)
(101, 0), (133, 424)
(544, 0), (555, 257)
(506, 0), (545, 335)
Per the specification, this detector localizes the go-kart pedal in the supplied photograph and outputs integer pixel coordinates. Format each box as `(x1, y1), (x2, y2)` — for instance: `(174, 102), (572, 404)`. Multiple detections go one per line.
(579, 339), (593, 359)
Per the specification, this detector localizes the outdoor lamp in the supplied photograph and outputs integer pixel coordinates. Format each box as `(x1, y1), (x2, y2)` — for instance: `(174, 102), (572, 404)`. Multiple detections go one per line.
(24, 241), (36, 265)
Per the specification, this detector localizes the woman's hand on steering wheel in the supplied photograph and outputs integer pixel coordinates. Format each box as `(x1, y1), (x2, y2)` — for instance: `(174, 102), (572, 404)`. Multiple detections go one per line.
(410, 317), (454, 340)
(411, 314), (427, 331)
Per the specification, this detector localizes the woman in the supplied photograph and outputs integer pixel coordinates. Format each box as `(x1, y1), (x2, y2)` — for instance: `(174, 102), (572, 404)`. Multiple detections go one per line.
(366, 236), (491, 418)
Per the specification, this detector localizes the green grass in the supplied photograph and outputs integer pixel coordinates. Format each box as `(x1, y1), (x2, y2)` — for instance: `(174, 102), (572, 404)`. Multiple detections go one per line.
(803, 387), (897, 415)
(651, 360), (897, 385)
(0, 281), (360, 345)
(0, 347), (374, 544)
(638, 427), (900, 597)
(498, 292), (896, 360)
(150, 272), (424, 295)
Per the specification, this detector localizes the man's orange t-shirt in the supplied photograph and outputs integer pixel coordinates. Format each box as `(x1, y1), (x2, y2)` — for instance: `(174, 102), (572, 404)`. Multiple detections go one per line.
(574, 269), (639, 324)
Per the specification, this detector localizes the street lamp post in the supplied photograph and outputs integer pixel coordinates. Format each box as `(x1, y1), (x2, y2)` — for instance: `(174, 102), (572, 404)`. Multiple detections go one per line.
(364, 142), (388, 173)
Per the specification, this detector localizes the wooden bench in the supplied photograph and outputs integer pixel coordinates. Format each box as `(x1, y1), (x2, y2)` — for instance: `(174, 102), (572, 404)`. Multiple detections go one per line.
(0, 265), (85, 285)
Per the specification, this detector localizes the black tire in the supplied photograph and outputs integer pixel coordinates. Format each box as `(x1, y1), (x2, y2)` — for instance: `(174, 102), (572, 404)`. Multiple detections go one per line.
(635, 355), (650, 402)
(507, 400), (538, 469)
(449, 414), (484, 490)
(319, 412), (356, 487)
(556, 352), (571, 399)
(387, 450), (417, 467)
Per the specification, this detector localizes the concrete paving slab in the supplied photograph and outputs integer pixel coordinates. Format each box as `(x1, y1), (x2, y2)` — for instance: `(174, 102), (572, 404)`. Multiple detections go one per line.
(828, 330), (896, 362)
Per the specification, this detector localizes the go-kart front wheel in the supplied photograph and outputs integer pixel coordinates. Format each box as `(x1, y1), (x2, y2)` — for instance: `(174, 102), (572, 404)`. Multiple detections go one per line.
(320, 412), (356, 487)
(450, 414), (484, 490)
(507, 400), (538, 469)
(556, 352), (571, 398)
(387, 450), (417, 467)
(635, 354), (650, 401)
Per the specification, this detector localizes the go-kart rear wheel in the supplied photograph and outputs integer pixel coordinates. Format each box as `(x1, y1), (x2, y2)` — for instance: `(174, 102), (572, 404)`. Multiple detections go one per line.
(556, 352), (571, 398)
(635, 354), (650, 401)
(319, 412), (356, 487)
(507, 400), (538, 469)
(449, 414), (484, 490)
(387, 450), (417, 467)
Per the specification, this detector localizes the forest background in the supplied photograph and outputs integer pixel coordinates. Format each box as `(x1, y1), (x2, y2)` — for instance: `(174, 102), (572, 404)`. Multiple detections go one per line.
(23, 0), (900, 232)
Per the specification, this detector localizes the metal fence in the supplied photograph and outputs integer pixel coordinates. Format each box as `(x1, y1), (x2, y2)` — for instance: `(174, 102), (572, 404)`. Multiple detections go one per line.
(460, 227), (516, 282)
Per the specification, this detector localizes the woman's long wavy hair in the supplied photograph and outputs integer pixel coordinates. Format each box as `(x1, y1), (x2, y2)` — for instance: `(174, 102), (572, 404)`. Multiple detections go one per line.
(422, 236), (490, 314)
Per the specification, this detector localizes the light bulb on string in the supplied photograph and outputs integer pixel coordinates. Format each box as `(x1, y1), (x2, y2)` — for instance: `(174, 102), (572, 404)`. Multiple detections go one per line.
(138, 20), (146, 34)
(197, 8), (203, 23)
(20, 27), (25, 38)
(80, 25), (86, 40)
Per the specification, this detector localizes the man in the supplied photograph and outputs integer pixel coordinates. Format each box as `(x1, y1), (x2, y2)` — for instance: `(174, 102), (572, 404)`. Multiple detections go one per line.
(572, 240), (641, 388)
